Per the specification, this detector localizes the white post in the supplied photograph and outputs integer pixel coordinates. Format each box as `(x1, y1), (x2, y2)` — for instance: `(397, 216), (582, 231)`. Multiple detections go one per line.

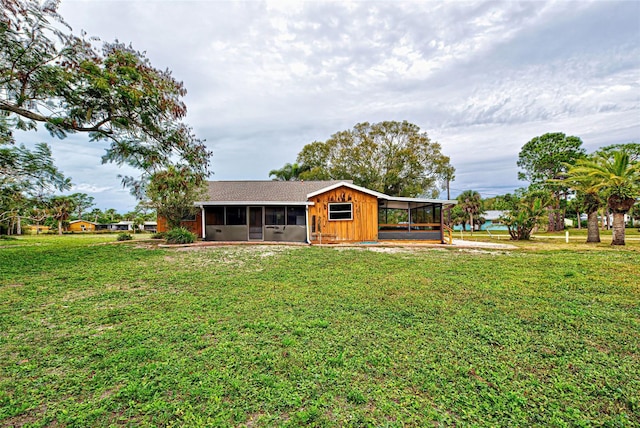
(565, 230), (569, 243)
(200, 205), (206, 240)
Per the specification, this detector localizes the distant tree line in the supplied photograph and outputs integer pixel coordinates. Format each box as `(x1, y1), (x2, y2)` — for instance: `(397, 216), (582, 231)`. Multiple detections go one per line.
(0, 186), (156, 235)
(447, 135), (639, 245)
(269, 124), (638, 245)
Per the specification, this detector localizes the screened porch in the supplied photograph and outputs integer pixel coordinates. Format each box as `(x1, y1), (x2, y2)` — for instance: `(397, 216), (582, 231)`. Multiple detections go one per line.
(378, 200), (444, 241)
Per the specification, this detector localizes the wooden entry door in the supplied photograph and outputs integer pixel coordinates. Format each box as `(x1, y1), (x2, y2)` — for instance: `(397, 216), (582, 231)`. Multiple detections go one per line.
(249, 207), (263, 240)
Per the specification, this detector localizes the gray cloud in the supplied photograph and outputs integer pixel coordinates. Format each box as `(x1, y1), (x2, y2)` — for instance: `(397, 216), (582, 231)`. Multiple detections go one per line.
(37, 0), (640, 211)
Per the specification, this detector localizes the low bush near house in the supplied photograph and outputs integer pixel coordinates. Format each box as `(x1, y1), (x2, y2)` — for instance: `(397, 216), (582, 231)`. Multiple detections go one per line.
(116, 232), (133, 241)
(150, 232), (166, 239)
(165, 227), (196, 244)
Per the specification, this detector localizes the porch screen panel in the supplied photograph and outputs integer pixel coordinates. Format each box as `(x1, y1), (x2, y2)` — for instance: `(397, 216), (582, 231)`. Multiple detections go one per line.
(206, 207), (224, 225)
(378, 208), (408, 229)
(410, 204), (438, 230)
(287, 207), (306, 225)
(265, 207), (285, 225)
(226, 206), (247, 225)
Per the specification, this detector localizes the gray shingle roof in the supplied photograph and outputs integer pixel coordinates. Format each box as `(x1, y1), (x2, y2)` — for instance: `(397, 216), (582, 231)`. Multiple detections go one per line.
(200, 180), (352, 203)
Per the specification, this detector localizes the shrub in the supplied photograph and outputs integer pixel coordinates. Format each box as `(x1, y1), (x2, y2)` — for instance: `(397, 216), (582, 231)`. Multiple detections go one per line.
(165, 227), (196, 245)
(151, 232), (166, 240)
(117, 233), (133, 241)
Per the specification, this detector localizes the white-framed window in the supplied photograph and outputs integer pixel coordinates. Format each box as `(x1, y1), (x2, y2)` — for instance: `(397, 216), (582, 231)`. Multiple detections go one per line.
(328, 203), (353, 221)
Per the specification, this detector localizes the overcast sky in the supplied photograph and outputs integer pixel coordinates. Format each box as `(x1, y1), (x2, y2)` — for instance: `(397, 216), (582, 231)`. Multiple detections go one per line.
(20, 0), (640, 212)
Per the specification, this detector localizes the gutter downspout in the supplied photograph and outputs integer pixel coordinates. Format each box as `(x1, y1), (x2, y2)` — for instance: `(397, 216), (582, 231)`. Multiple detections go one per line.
(200, 205), (205, 240)
(305, 205), (310, 244)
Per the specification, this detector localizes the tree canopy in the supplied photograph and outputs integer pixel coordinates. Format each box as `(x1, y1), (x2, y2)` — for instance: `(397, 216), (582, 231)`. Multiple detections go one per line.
(145, 165), (205, 230)
(517, 133), (586, 185)
(1, 0), (211, 190)
(290, 121), (453, 198)
(517, 132), (585, 231)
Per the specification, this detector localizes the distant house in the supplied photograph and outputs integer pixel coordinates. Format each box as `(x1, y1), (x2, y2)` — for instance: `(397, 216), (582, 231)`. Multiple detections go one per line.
(453, 210), (507, 231)
(142, 221), (157, 232)
(67, 220), (97, 232)
(481, 210), (508, 231)
(158, 180), (457, 244)
(23, 225), (51, 235)
(110, 221), (134, 231)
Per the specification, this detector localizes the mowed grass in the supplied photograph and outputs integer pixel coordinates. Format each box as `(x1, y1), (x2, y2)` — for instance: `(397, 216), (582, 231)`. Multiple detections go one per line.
(1, 236), (638, 427)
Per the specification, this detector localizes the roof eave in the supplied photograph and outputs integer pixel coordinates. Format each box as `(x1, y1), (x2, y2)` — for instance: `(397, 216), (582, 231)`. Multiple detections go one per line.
(306, 181), (388, 199)
(194, 201), (314, 206)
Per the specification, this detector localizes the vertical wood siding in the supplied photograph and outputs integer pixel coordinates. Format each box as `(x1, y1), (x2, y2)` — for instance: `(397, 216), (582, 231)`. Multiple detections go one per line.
(157, 213), (203, 238)
(68, 221), (96, 232)
(308, 187), (378, 243)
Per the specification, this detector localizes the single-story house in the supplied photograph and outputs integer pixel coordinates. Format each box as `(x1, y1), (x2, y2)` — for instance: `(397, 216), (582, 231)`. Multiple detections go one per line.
(67, 220), (97, 232)
(23, 225), (51, 235)
(158, 180), (457, 244)
(94, 221), (157, 232)
(94, 221), (134, 231)
(142, 221), (158, 232)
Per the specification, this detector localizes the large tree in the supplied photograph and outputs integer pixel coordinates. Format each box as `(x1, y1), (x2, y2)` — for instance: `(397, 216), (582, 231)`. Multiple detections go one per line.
(47, 195), (76, 235)
(567, 149), (639, 245)
(295, 121), (454, 197)
(68, 193), (94, 220)
(1, 0), (211, 192)
(144, 165), (206, 230)
(517, 133), (585, 231)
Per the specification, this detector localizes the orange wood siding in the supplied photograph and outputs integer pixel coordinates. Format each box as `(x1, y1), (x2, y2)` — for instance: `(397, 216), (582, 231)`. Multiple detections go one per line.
(68, 221), (96, 232)
(308, 186), (378, 243)
(157, 216), (168, 233)
(157, 213), (203, 238)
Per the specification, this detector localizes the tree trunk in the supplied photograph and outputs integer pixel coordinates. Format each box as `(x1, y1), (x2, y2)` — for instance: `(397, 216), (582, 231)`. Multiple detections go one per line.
(576, 210), (581, 230)
(611, 212), (626, 245)
(16, 215), (21, 235)
(469, 213), (474, 236)
(608, 195), (635, 246)
(586, 210), (600, 243)
(547, 207), (555, 232)
(58, 220), (63, 235)
(555, 209), (565, 231)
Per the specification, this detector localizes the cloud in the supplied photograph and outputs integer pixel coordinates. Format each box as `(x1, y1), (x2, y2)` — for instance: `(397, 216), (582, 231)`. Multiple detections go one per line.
(34, 0), (639, 208)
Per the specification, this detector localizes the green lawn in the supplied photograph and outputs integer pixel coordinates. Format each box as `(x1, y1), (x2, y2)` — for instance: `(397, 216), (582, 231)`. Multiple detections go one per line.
(1, 236), (638, 427)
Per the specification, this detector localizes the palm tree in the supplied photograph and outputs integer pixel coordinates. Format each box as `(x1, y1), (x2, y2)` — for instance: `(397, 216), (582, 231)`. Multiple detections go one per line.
(568, 150), (639, 245)
(457, 190), (483, 235)
(448, 205), (468, 230)
(48, 196), (76, 235)
(561, 166), (603, 243)
(500, 193), (549, 240)
(268, 163), (309, 181)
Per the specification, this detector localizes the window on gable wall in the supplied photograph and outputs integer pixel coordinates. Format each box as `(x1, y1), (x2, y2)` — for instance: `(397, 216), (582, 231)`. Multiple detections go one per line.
(328, 203), (353, 221)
